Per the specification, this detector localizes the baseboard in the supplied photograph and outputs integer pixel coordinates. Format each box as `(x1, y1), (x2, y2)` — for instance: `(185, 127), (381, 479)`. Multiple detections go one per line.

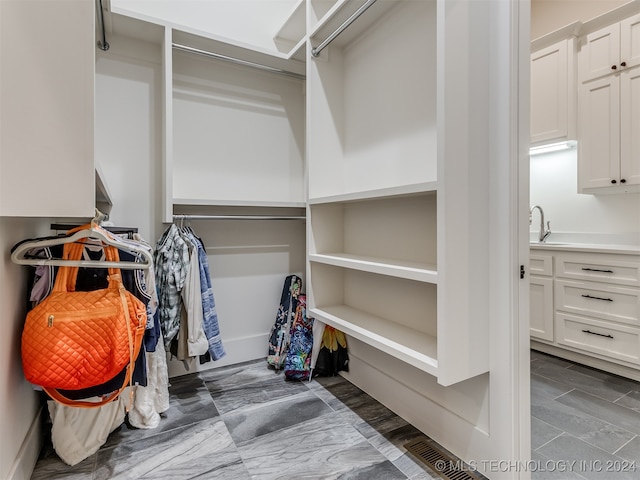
(341, 349), (491, 471)
(167, 333), (269, 378)
(7, 405), (42, 480)
(531, 341), (640, 381)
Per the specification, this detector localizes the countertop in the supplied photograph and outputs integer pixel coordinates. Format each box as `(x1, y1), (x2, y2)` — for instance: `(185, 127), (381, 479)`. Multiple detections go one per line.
(530, 242), (640, 255)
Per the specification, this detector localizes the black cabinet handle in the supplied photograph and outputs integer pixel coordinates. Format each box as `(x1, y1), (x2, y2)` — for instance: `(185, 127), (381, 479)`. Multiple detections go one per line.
(582, 294), (613, 302)
(581, 267), (614, 273)
(582, 329), (614, 339)
(621, 61), (627, 67)
(621, 179), (626, 184)
(612, 65), (617, 70)
(611, 179), (617, 184)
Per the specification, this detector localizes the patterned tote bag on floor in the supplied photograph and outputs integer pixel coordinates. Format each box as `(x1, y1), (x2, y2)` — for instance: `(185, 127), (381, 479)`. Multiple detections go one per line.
(267, 274), (301, 371)
(284, 294), (314, 381)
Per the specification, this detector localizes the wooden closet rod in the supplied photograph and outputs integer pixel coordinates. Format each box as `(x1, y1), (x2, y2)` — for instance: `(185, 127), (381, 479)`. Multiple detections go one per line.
(173, 214), (305, 221)
(311, 0), (378, 57)
(172, 43), (306, 80)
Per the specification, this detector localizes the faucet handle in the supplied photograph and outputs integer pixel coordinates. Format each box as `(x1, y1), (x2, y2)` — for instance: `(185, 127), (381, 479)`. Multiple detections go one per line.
(546, 220), (551, 233)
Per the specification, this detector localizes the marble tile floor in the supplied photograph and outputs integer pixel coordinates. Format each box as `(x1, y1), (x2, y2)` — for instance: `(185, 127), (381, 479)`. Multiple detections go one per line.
(31, 352), (640, 479)
(530, 350), (640, 480)
(31, 360), (447, 479)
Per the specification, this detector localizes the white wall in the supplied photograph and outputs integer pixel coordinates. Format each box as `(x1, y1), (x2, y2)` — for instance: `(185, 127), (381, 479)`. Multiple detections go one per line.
(530, 149), (640, 245)
(2, 217), (53, 480)
(531, 0), (627, 39)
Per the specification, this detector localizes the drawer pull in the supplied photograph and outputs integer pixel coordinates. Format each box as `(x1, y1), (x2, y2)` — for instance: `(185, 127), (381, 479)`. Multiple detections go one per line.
(581, 267), (613, 273)
(581, 294), (613, 302)
(582, 329), (614, 339)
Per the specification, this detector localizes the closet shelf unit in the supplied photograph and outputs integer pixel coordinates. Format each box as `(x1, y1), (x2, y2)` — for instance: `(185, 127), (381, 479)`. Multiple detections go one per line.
(306, 0), (490, 386)
(162, 27), (307, 221)
(308, 183), (439, 377)
(308, 182), (438, 283)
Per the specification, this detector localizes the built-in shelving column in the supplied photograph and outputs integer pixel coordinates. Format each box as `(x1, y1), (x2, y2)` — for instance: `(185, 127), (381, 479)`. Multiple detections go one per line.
(306, 0), (491, 386)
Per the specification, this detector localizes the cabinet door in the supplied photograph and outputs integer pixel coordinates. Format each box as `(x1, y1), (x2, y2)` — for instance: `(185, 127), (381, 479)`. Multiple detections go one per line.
(580, 23), (620, 82)
(0, 0), (95, 217)
(530, 276), (554, 342)
(620, 13), (640, 71)
(620, 66), (640, 187)
(578, 75), (620, 191)
(530, 40), (571, 145)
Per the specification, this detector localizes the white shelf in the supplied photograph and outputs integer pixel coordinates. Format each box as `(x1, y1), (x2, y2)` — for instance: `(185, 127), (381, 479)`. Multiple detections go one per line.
(309, 193), (437, 269)
(309, 0), (340, 33)
(308, 182), (437, 205)
(309, 0), (400, 48)
(173, 198), (306, 208)
(273, 0), (306, 55)
(309, 253), (437, 283)
(310, 305), (438, 376)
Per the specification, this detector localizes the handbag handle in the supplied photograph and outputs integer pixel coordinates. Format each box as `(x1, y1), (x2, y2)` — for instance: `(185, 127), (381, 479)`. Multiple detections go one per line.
(54, 239), (122, 294)
(44, 227), (139, 408)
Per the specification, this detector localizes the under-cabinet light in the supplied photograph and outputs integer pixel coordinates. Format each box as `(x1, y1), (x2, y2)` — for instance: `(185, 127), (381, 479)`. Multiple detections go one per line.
(529, 140), (577, 156)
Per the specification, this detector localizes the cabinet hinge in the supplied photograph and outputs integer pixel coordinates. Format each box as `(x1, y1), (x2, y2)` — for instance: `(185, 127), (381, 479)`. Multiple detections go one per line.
(520, 265), (526, 279)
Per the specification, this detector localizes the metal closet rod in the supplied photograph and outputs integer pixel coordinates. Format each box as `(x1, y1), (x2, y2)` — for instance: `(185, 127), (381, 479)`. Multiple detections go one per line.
(96, 0), (110, 51)
(172, 43), (305, 80)
(173, 214), (306, 221)
(311, 0), (378, 57)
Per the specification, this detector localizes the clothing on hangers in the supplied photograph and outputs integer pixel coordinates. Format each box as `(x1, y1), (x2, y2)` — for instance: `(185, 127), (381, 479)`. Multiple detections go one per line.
(16, 225), (170, 466)
(11, 222), (153, 270)
(154, 224), (190, 346)
(180, 226), (226, 361)
(154, 223), (226, 365)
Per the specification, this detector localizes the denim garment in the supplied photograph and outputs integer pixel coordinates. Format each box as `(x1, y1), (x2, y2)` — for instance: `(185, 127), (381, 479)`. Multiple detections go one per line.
(183, 229), (226, 361)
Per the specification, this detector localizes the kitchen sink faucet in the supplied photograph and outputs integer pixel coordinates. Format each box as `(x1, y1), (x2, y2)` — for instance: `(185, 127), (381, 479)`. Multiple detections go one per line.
(529, 205), (552, 242)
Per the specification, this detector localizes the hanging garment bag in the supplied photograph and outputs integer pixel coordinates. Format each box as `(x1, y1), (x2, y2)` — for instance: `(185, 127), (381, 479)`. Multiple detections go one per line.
(21, 241), (147, 407)
(267, 274), (302, 371)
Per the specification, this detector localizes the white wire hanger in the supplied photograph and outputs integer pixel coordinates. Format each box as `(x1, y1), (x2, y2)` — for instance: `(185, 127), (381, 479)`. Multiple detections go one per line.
(10, 209), (152, 270)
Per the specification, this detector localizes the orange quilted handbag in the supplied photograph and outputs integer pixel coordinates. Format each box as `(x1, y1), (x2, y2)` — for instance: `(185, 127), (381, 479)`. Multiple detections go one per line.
(21, 240), (147, 406)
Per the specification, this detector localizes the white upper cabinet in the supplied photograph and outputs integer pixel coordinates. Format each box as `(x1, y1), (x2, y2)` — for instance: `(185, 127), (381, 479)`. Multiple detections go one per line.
(580, 22), (621, 81)
(578, 12), (640, 193)
(530, 37), (576, 146)
(0, 0), (95, 217)
(580, 13), (640, 82)
(620, 58), (640, 188)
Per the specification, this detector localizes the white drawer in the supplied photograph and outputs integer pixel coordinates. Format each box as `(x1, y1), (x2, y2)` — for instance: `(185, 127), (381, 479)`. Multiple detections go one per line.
(555, 279), (640, 326)
(530, 253), (553, 276)
(555, 253), (640, 287)
(556, 312), (640, 365)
